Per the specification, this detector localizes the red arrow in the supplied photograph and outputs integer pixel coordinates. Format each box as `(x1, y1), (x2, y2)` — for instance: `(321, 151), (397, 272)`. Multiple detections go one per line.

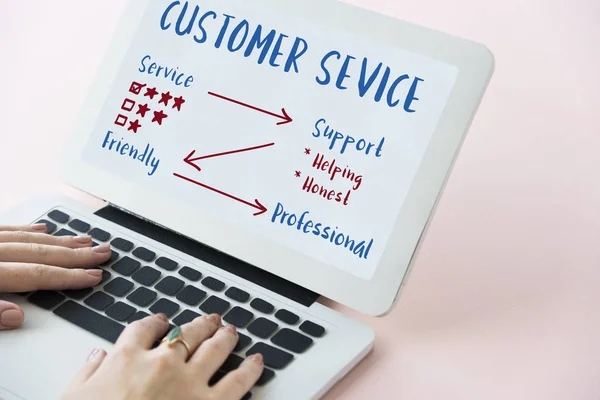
(208, 92), (293, 125)
(173, 173), (268, 216)
(184, 143), (275, 172)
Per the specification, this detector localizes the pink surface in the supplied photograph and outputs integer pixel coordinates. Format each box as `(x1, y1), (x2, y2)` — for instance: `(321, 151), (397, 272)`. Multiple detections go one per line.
(1, 1), (599, 399)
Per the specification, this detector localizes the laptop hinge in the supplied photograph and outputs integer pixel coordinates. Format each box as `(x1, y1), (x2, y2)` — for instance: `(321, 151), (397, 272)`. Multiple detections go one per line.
(94, 204), (320, 307)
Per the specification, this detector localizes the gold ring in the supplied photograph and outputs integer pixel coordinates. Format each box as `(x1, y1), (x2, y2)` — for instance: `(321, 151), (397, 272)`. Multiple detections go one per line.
(160, 326), (192, 358)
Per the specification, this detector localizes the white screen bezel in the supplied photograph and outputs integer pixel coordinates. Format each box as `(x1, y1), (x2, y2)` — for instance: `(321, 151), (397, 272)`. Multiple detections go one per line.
(60, 0), (494, 316)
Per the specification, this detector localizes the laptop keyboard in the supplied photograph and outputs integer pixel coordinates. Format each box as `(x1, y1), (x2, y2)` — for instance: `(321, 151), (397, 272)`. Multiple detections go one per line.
(25, 208), (327, 399)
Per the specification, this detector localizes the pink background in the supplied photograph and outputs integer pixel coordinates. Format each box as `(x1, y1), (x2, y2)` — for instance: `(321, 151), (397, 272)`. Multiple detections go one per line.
(1, 1), (599, 399)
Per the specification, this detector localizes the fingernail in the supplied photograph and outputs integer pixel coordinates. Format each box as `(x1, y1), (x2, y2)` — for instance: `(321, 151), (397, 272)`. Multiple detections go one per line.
(93, 244), (111, 253)
(0, 309), (24, 329)
(155, 313), (168, 322)
(248, 353), (263, 365)
(87, 348), (100, 361)
(31, 223), (47, 232)
(74, 235), (92, 244)
(86, 269), (103, 277)
(208, 314), (221, 324)
(224, 324), (237, 334)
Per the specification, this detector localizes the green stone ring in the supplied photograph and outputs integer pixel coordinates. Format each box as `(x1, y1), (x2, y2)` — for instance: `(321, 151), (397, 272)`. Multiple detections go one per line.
(160, 326), (192, 358)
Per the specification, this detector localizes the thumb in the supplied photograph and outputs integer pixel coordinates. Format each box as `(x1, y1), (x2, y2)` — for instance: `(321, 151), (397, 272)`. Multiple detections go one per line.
(0, 300), (24, 330)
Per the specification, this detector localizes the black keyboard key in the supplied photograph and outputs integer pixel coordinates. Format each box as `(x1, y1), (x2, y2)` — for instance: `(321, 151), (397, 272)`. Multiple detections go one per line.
(36, 219), (57, 234)
(176, 286), (206, 306)
(132, 266), (161, 286)
(156, 256), (178, 271)
(256, 368), (276, 386)
(250, 298), (274, 314)
(132, 247), (155, 262)
(271, 328), (313, 353)
(209, 370), (225, 386)
(155, 276), (184, 296)
(63, 287), (93, 300)
(105, 302), (136, 322)
(127, 287), (157, 307)
(223, 307), (254, 328)
(299, 321), (325, 338)
(131, 311), (151, 324)
(99, 270), (112, 285)
(89, 228), (110, 242)
(275, 309), (299, 325)
(234, 333), (252, 352)
(199, 296), (230, 315)
(242, 393), (252, 400)
(246, 343), (293, 369)
(55, 228), (76, 237)
(54, 300), (124, 343)
(28, 291), (65, 310)
(104, 277), (134, 297)
(84, 292), (115, 311)
(111, 237), (134, 252)
(149, 298), (180, 318)
(220, 353), (244, 372)
(178, 266), (202, 281)
(202, 276), (225, 292)
(100, 250), (119, 267)
(128, 311), (149, 324)
(48, 209), (69, 223)
(225, 287), (249, 303)
(173, 310), (201, 325)
(68, 219), (90, 233)
(247, 318), (278, 339)
(112, 256), (140, 276)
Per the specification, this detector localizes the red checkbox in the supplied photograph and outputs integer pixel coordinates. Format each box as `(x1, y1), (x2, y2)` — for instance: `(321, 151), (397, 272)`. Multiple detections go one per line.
(114, 114), (128, 127)
(121, 98), (136, 112)
(129, 81), (146, 95)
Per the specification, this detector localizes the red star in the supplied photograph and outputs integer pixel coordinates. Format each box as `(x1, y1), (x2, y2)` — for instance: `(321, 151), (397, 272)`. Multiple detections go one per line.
(152, 110), (168, 125)
(136, 103), (151, 118)
(295, 171), (301, 178)
(144, 87), (158, 99)
(304, 148), (311, 155)
(172, 95), (185, 111)
(128, 119), (142, 133)
(159, 91), (173, 106)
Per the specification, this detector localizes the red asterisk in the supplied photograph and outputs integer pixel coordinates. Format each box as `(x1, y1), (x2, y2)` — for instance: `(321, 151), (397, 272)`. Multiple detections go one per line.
(304, 148), (311, 155)
(128, 119), (142, 133)
(294, 171), (301, 178)
(136, 103), (151, 118)
(159, 91), (173, 106)
(152, 110), (168, 125)
(172, 95), (185, 111)
(144, 87), (158, 99)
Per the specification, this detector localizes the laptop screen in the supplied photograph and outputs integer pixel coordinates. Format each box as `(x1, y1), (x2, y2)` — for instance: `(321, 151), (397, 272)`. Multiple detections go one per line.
(81, 0), (458, 281)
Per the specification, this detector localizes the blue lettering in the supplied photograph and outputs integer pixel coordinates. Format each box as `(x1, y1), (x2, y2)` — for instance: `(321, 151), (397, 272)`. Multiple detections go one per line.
(271, 203), (285, 223)
(316, 51), (341, 85)
(160, 1), (180, 30)
(228, 20), (250, 52)
(336, 55), (355, 90)
(358, 59), (382, 97)
(99, 131), (160, 177)
(404, 77), (424, 113)
(215, 14), (235, 48)
(139, 55), (151, 73)
(387, 75), (409, 107)
(175, 2), (199, 36)
(194, 11), (217, 44)
(284, 37), (308, 73)
(269, 33), (288, 67)
(312, 118), (326, 138)
(244, 25), (275, 64)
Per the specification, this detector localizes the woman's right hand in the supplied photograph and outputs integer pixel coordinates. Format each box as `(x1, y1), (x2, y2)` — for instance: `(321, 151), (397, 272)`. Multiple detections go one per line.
(63, 313), (264, 400)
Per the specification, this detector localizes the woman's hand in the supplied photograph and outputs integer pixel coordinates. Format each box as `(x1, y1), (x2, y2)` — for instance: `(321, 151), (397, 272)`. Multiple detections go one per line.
(63, 313), (264, 400)
(0, 224), (111, 330)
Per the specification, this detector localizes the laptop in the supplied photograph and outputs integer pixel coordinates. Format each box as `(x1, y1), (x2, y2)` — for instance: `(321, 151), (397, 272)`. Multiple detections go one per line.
(0, 0), (494, 399)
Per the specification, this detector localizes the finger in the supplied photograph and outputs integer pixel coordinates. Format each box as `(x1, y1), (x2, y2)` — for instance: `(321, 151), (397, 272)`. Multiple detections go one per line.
(155, 314), (221, 361)
(0, 231), (93, 249)
(0, 224), (47, 233)
(0, 300), (24, 330)
(0, 243), (111, 267)
(69, 348), (107, 386)
(0, 263), (103, 292)
(190, 323), (240, 379)
(211, 354), (264, 400)
(116, 313), (170, 350)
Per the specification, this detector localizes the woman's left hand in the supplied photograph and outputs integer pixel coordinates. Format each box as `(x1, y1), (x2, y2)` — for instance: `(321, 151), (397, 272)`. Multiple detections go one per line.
(0, 224), (111, 330)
